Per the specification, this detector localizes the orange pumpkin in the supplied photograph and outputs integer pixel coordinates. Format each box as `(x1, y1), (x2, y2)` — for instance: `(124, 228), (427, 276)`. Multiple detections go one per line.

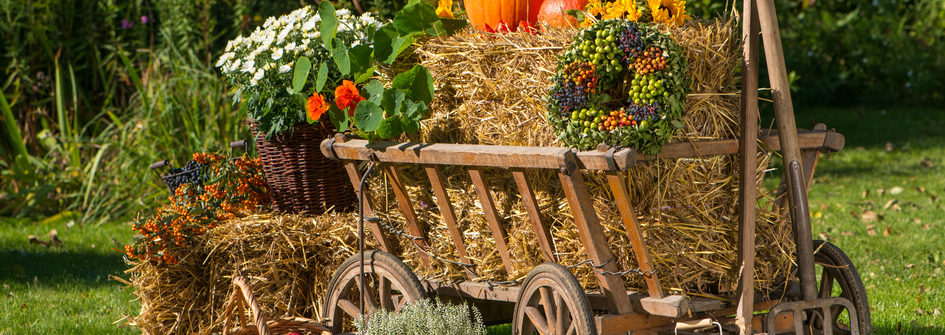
(464, 0), (546, 32)
(537, 0), (588, 28)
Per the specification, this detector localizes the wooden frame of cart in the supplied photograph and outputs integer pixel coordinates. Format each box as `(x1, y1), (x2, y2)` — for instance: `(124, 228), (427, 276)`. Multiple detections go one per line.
(316, 0), (871, 334)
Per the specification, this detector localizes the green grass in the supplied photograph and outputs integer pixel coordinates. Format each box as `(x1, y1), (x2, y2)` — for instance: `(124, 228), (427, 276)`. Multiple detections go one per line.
(0, 216), (137, 334)
(784, 106), (945, 333)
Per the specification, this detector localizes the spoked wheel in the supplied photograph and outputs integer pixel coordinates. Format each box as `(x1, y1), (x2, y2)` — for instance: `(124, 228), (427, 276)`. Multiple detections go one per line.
(784, 240), (872, 335)
(323, 250), (426, 333)
(513, 263), (596, 335)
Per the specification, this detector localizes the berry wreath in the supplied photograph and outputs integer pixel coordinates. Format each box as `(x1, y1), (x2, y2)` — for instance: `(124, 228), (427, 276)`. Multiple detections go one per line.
(547, 19), (689, 154)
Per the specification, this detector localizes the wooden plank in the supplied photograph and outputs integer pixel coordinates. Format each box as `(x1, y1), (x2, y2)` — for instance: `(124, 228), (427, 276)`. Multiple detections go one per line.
(639, 295), (689, 318)
(604, 171), (663, 299)
(342, 162), (395, 253)
(467, 168), (515, 275)
(423, 279), (522, 302)
(511, 169), (556, 262)
(557, 171), (634, 315)
(326, 139), (573, 170)
(596, 313), (672, 335)
(736, 0), (761, 333)
(385, 165), (430, 266)
(424, 166), (477, 279)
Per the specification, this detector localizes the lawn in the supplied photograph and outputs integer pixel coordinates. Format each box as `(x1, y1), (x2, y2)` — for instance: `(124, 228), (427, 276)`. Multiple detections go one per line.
(1, 106), (942, 333)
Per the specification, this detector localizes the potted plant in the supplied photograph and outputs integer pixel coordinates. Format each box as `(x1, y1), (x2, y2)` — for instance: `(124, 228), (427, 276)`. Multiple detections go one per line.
(216, 2), (462, 214)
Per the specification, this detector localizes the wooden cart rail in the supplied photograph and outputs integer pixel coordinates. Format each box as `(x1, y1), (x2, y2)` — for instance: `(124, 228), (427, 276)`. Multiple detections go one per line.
(319, 127), (843, 320)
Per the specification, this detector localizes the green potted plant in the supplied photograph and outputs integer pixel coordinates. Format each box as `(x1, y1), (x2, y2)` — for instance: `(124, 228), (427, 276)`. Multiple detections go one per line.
(216, 1), (463, 214)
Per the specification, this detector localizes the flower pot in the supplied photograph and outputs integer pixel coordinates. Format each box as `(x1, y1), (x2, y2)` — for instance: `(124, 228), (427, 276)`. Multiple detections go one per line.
(251, 121), (355, 215)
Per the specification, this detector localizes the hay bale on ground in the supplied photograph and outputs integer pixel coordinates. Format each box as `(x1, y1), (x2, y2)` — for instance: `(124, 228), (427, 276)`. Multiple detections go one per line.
(125, 213), (367, 335)
(368, 19), (794, 298)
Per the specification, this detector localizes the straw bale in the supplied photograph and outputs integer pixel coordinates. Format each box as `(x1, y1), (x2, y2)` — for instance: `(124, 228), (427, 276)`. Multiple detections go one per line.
(125, 212), (367, 335)
(369, 19), (795, 298)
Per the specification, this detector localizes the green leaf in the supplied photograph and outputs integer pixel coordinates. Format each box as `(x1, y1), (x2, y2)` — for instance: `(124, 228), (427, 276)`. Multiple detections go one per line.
(332, 38), (350, 75)
(348, 45), (374, 79)
(373, 25), (412, 65)
(292, 56), (312, 93)
(392, 65), (434, 105)
(364, 80), (385, 105)
(376, 117), (404, 139)
(403, 100), (428, 121)
(402, 118), (420, 135)
(315, 62), (329, 92)
(329, 106), (349, 132)
(381, 88), (406, 116)
(393, 2), (439, 35)
(434, 18), (469, 36)
(318, 2), (337, 48)
(353, 101), (384, 132)
(355, 67), (375, 84)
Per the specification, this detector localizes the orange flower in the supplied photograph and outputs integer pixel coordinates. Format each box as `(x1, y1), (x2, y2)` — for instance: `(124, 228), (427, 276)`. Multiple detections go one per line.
(334, 80), (364, 117)
(436, 0), (454, 19)
(306, 93), (329, 122)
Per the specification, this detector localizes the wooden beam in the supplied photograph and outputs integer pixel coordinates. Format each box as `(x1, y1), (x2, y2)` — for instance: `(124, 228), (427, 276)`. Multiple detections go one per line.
(424, 166), (478, 279)
(604, 171), (663, 299)
(424, 279), (522, 302)
(596, 313), (672, 335)
(736, 0), (761, 333)
(467, 168), (515, 275)
(385, 165), (430, 266)
(511, 169), (556, 262)
(342, 162), (395, 253)
(639, 295), (689, 318)
(557, 171), (634, 315)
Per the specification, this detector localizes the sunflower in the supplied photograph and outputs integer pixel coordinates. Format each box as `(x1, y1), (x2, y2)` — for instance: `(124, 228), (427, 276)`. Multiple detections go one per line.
(648, 0), (690, 27)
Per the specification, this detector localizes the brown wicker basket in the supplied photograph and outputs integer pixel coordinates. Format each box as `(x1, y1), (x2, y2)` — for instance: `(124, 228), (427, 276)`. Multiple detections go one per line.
(251, 121), (355, 215)
(221, 276), (332, 335)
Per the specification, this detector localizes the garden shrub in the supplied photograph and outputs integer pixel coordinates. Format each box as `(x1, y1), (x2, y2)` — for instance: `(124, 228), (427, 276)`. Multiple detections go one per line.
(355, 299), (488, 335)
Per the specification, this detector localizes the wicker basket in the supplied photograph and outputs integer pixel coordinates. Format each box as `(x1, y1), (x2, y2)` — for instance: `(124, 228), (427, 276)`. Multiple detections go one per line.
(251, 121), (355, 215)
(221, 276), (332, 335)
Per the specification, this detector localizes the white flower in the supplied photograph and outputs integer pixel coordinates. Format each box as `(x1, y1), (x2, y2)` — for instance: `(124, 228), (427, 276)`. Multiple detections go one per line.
(250, 79), (258, 86)
(253, 68), (264, 81)
(230, 59), (242, 72)
(241, 59), (255, 73)
(302, 17), (318, 31)
(271, 48), (284, 60)
(279, 64), (292, 74)
(215, 52), (231, 67)
(305, 49), (314, 57)
(336, 8), (351, 17)
(264, 63), (273, 71)
(264, 16), (275, 27)
(277, 26), (292, 44)
(285, 42), (296, 51)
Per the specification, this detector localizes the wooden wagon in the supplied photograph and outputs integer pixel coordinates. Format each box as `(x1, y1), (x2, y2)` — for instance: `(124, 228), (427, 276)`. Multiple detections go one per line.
(316, 0), (871, 334)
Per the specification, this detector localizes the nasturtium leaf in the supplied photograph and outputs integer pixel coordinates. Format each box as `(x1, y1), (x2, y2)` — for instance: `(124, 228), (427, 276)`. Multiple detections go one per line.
(348, 45), (374, 79)
(331, 38), (350, 75)
(315, 62), (329, 92)
(292, 57), (312, 93)
(355, 67), (375, 84)
(393, 2), (438, 35)
(392, 65), (434, 104)
(353, 101), (384, 132)
(402, 118), (420, 135)
(329, 106), (349, 132)
(373, 25), (412, 65)
(364, 80), (385, 105)
(381, 88), (406, 116)
(376, 117), (404, 139)
(432, 18), (468, 36)
(403, 100), (428, 121)
(318, 2), (337, 48)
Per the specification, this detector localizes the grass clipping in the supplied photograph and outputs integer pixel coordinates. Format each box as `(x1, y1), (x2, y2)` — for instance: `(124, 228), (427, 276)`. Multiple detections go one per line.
(124, 213), (366, 335)
(371, 20), (795, 297)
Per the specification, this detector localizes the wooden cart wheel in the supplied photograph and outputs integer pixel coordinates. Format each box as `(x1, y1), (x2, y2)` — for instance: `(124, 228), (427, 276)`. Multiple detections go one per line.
(323, 250), (426, 333)
(513, 263), (596, 335)
(785, 240), (872, 335)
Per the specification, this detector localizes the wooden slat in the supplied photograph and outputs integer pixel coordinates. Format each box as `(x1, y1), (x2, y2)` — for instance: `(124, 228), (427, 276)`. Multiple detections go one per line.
(511, 169), (556, 262)
(735, 0), (761, 333)
(467, 168), (515, 275)
(322, 131), (842, 172)
(342, 162), (395, 253)
(424, 279), (522, 302)
(557, 171), (634, 315)
(639, 295), (689, 318)
(605, 171), (662, 298)
(325, 139), (573, 169)
(384, 165), (430, 266)
(424, 166), (477, 279)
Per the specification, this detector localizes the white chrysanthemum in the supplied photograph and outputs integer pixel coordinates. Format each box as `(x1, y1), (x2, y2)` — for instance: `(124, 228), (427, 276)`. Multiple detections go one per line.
(277, 26), (292, 44)
(230, 59), (241, 71)
(302, 16), (318, 31)
(336, 8), (351, 17)
(271, 48), (284, 61)
(305, 49), (314, 57)
(241, 59), (255, 73)
(215, 52), (230, 67)
(264, 16), (276, 27)
(359, 12), (376, 26)
(253, 68), (265, 81)
(279, 64), (292, 74)
(285, 42), (297, 51)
